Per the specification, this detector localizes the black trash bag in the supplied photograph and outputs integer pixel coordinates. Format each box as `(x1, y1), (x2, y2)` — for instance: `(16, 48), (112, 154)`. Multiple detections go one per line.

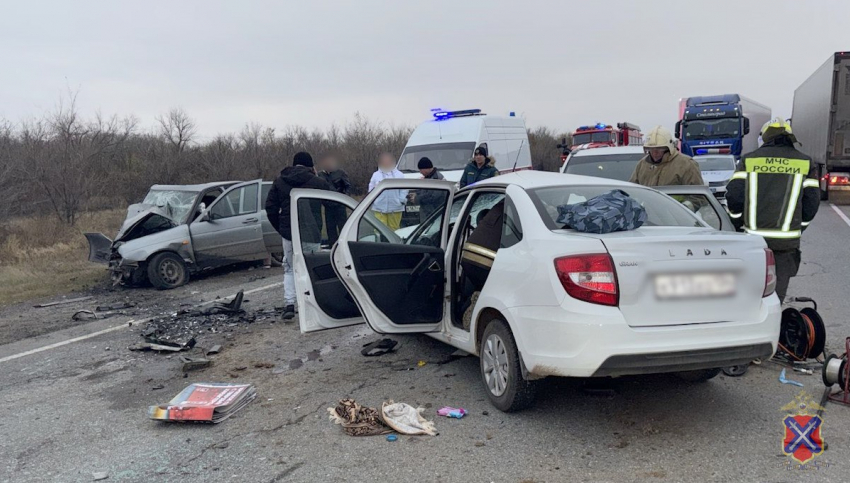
(556, 189), (647, 234)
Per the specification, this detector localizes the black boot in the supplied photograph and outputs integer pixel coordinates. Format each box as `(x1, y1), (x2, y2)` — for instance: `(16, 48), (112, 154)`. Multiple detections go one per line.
(283, 305), (295, 320)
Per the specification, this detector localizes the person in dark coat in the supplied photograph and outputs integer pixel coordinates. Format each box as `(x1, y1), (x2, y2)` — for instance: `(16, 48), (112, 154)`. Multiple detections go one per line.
(317, 155), (351, 245)
(265, 152), (331, 319)
(414, 157), (445, 222)
(726, 119), (820, 301)
(459, 145), (499, 188)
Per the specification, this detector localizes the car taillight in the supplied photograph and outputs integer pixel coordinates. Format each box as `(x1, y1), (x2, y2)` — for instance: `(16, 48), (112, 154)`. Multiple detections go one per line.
(830, 175), (850, 186)
(764, 248), (776, 297)
(555, 254), (619, 306)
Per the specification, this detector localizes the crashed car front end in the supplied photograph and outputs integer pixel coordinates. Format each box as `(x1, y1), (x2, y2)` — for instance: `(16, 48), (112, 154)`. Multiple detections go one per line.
(85, 207), (194, 286)
(109, 227), (194, 285)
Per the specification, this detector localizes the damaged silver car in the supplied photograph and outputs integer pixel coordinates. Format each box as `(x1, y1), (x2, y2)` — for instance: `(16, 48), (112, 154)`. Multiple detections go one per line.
(85, 180), (283, 290)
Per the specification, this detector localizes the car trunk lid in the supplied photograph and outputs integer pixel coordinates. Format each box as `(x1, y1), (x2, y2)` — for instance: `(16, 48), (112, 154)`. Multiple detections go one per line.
(580, 227), (766, 327)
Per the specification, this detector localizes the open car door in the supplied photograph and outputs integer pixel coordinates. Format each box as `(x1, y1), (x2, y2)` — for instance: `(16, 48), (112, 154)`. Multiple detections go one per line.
(333, 179), (457, 334)
(655, 185), (736, 232)
(290, 189), (364, 333)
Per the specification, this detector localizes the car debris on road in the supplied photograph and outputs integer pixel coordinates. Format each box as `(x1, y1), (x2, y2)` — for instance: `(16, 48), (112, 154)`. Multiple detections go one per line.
(33, 296), (93, 308)
(180, 356), (212, 372)
(360, 338), (398, 356)
(132, 290), (273, 353)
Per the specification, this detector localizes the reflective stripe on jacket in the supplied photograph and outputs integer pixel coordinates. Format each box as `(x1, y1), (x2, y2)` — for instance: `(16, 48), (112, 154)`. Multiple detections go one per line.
(725, 142), (820, 251)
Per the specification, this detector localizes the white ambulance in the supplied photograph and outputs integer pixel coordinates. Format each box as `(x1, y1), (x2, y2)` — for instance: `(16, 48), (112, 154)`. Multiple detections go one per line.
(397, 109), (532, 182)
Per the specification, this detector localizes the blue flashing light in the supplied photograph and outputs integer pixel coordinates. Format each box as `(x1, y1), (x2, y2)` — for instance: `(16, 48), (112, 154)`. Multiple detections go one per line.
(595, 122), (606, 129)
(432, 108), (482, 121)
(509, 111), (515, 117)
(696, 149), (708, 155)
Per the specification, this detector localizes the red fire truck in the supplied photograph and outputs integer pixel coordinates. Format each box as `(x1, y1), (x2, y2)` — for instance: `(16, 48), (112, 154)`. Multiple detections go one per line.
(569, 122), (643, 150)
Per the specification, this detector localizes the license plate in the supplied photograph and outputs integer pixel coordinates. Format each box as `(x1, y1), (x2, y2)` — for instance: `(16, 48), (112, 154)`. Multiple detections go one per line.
(654, 273), (736, 300)
(405, 205), (420, 213)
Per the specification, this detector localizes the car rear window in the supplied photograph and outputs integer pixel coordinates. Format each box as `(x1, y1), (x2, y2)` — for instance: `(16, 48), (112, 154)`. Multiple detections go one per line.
(528, 185), (705, 230)
(563, 153), (644, 181)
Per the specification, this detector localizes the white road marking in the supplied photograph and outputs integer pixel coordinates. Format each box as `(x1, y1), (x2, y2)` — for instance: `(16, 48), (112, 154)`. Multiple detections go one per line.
(830, 203), (850, 228)
(0, 282), (282, 364)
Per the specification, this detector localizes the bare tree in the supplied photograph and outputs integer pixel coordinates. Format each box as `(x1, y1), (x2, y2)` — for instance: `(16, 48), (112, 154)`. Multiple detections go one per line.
(0, 119), (19, 222)
(19, 94), (135, 225)
(156, 107), (196, 153)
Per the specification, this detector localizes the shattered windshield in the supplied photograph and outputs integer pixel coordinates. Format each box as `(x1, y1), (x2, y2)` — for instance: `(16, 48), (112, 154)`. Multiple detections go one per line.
(142, 190), (199, 223)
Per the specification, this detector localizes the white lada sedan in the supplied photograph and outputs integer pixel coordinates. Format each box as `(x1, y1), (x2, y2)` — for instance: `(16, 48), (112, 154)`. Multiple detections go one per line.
(289, 171), (780, 412)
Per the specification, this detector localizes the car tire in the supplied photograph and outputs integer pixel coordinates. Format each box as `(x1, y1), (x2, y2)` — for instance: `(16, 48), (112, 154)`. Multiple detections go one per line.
(147, 252), (189, 290)
(675, 368), (721, 383)
(480, 318), (537, 412)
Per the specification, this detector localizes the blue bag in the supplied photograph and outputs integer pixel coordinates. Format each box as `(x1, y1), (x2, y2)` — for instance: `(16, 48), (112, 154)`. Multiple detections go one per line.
(556, 189), (647, 234)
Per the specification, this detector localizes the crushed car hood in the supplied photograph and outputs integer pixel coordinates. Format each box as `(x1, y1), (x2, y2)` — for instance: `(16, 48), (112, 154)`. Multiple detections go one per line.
(114, 206), (178, 243)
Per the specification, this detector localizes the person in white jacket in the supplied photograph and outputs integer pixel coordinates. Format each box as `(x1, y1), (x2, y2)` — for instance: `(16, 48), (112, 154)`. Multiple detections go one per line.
(368, 153), (408, 230)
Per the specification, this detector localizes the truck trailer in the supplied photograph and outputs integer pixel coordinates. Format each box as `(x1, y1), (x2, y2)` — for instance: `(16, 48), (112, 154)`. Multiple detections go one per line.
(675, 94), (771, 159)
(791, 51), (850, 200)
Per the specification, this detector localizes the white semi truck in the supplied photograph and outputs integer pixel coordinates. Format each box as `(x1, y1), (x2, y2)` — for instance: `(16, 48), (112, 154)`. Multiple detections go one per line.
(792, 51), (850, 200)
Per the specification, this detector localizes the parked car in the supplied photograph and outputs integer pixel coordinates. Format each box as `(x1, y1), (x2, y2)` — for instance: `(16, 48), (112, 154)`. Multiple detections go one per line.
(560, 145), (645, 181)
(86, 180), (283, 289)
(289, 172), (781, 412)
(694, 154), (737, 199)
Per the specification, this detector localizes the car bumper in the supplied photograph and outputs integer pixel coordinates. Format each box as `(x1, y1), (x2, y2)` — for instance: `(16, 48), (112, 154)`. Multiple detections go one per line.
(507, 297), (780, 378)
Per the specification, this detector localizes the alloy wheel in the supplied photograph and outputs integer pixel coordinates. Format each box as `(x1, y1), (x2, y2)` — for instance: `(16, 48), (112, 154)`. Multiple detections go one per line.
(482, 333), (509, 396)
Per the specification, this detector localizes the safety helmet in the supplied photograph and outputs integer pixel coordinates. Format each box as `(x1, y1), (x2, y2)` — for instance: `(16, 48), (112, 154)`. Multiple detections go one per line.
(643, 126), (676, 154)
(760, 117), (796, 144)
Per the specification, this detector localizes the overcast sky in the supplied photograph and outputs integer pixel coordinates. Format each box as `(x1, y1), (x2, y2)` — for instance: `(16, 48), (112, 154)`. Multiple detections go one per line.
(1, 0), (849, 139)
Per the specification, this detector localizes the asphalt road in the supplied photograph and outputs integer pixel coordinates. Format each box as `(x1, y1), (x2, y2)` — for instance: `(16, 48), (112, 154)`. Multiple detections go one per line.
(2, 202), (849, 483)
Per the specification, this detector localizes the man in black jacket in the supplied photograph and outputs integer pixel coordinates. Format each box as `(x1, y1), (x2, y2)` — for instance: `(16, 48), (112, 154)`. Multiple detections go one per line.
(265, 152), (331, 319)
(726, 119), (820, 302)
(414, 157), (445, 222)
(317, 155), (351, 245)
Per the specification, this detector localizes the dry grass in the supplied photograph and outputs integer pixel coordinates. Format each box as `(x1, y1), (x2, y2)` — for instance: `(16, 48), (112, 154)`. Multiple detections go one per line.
(0, 209), (125, 306)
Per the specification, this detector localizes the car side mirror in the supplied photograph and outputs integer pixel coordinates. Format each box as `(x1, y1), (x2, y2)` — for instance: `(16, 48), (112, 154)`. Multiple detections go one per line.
(743, 117), (750, 135)
(674, 121), (681, 139)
